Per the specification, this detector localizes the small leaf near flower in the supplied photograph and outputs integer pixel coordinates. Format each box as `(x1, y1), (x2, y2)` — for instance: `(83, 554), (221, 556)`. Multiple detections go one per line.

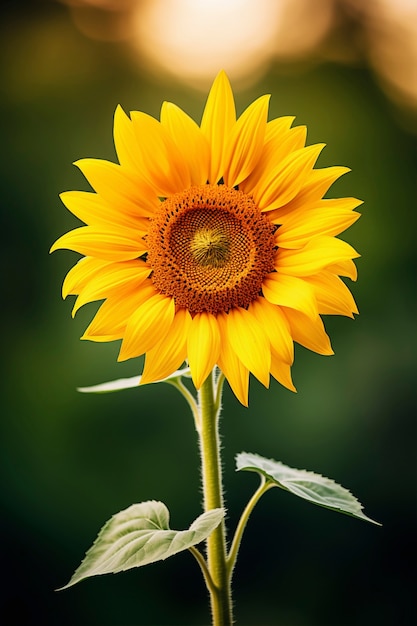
(58, 501), (224, 590)
(236, 452), (381, 525)
(77, 367), (191, 393)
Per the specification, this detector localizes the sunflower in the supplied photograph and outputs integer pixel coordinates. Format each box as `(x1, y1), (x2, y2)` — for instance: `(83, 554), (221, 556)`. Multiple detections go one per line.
(51, 71), (361, 405)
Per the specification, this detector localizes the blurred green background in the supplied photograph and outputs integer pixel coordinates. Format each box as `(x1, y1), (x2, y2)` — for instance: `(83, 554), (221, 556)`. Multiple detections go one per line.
(1, 1), (416, 624)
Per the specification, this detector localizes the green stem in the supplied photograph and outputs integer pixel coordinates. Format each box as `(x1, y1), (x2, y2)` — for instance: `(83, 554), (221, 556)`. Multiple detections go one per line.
(188, 546), (217, 597)
(198, 370), (233, 626)
(213, 371), (225, 415)
(167, 378), (200, 428)
(227, 477), (274, 578)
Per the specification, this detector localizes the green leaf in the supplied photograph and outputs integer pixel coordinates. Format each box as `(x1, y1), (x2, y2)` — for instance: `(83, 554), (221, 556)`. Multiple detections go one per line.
(58, 501), (224, 590)
(236, 452), (380, 525)
(77, 367), (191, 393)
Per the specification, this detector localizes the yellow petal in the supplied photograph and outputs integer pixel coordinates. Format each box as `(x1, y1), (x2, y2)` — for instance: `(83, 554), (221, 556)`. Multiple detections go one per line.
(62, 257), (111, 299)
(264, 116), (296, 142)
(249, 298), (294, 364)
(242, 122), (306, 195)
(283, 308), (333, 355)
(81, 332), (121, 343)
(270, 353), (297, 392)
(223, 94), (270, 187)
(253, 144), (326, 212)
(276, 199), (362, 249)
(290, 165), (351, 207)
(81, 281), (150, 341)
(160, 102), (210, 186)
(326, 258), (358, 281)
(187, 312), (221, 389)
(262, 273), (318, 320)
(226, 307), (270, 388)
(113, 105), (141, 172)
(305, 272), (359, 317)
(75, 158), (159, 217)
(141, 307), (192, 384)
(267, 166), (351, 223)
(276, 236), (360, 277)
(200, 70), (236, 184)
(59, 191), (149, 231)
(83, 281), (156, 341)
(217, 312), (249, 406)
(72, 260), (151, 316)
(50, 226), (147, 260)
(130, 110), (190, 196)
(118, 294), (175, 362)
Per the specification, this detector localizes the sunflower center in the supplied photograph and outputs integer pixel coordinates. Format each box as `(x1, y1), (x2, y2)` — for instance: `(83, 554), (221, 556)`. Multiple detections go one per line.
(147, 184), (276, 315)
(190, 226), (230, 267)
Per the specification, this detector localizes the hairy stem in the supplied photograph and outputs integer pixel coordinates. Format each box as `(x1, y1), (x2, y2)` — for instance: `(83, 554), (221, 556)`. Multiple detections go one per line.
(198, 370), (233, 626)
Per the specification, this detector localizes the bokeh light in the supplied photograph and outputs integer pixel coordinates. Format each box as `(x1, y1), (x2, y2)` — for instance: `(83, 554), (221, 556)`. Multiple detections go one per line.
(60, 0), (417, 108)
(346, 0), (417, 108)
(131, 0), (335, 87)
(132, 0), (281, 86)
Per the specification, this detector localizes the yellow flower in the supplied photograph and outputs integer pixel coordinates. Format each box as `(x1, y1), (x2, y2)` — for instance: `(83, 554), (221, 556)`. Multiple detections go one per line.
(51, 71), (361, 406)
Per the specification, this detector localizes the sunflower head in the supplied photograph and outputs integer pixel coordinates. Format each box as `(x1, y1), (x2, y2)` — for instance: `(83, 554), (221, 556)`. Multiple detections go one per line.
(51, 71), (361, 405)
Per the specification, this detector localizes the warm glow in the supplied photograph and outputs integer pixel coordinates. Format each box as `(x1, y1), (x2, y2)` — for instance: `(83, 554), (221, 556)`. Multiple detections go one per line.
(132, 0), (282, 86)
(356, 0), (417, 107)
(132, 0), (335, 86)
(60, 0), (417, 107)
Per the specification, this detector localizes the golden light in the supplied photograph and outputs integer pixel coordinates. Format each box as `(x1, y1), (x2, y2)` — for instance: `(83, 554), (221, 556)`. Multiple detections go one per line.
(131, 0), (333, 87)
(352, 0), (417, 108)
(59, 0), (417, 109)
(132, 0), (281, 87)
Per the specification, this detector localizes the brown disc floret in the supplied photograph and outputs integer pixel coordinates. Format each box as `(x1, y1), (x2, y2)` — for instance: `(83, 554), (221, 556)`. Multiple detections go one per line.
(147, 184), (276, 315)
